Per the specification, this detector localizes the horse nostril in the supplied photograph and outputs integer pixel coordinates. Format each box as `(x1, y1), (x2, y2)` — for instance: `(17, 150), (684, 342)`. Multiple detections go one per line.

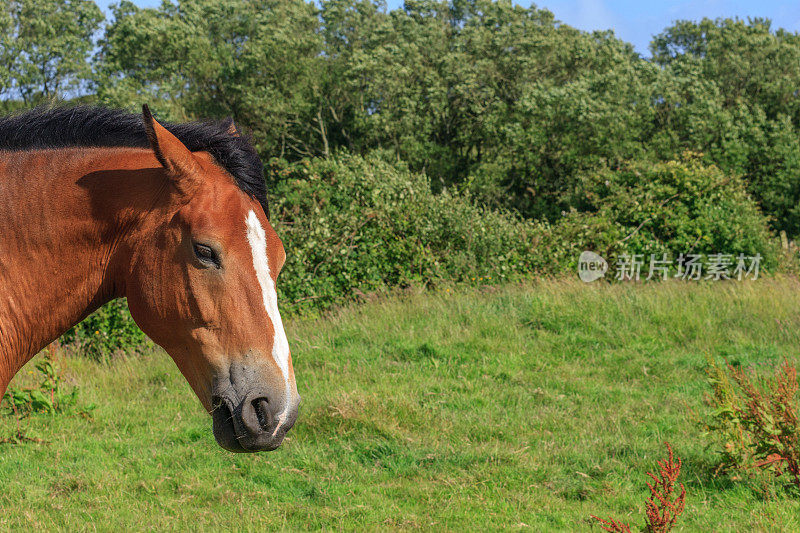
(252, 397), (272, 432)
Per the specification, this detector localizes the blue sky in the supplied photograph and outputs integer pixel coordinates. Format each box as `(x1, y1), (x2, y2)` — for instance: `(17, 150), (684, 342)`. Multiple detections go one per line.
(97, 0), (800, 55)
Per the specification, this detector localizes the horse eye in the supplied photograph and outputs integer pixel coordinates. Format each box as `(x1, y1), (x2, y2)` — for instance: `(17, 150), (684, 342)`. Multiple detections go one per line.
(193, 243), (220, 267)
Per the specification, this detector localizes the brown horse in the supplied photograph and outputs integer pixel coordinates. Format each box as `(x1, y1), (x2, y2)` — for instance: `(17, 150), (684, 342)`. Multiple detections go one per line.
(0, 105), (299, 452)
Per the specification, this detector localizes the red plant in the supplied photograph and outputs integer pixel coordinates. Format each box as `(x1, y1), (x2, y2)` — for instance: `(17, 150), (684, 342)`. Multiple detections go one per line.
(730, 358), (800, 488)
(591, 443), (685, 533)
(644, 443), (686, 533)
(590, 515), (631, 532)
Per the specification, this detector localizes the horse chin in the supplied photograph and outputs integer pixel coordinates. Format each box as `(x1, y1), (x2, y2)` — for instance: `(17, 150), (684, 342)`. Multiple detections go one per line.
(211, 401), (249, 453)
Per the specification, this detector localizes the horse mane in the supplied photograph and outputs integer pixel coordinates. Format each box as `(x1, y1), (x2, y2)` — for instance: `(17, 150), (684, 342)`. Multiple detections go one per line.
(0, 106), (268, 217)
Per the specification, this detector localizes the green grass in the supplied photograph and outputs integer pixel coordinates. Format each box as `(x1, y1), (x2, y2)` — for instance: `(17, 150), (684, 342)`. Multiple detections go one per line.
(3, 278), (800, 530)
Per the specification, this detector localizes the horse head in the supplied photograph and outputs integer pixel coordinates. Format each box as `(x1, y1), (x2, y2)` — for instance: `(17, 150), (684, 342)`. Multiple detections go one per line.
(124, 106), (300, 452)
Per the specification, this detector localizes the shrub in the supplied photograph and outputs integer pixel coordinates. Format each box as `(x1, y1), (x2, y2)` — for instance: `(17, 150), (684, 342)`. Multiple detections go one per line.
(269, 153), (550, 313)
(705, 357), (800, 490)
(550, 154), (778, 271)
(2, 352), (79, 443)
(60, 299), (149, 360)
(2, 354), (77, 417)
(704, 355), (755, 474)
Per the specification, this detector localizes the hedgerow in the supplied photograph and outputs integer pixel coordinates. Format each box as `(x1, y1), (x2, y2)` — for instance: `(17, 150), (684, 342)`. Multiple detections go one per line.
(270, 153), (549, 314)
(546, 154), (778, 270)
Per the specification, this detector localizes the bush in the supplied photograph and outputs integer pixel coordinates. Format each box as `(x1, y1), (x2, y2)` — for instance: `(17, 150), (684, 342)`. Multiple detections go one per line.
(269, 153), (550, 313)
(60, 299), (149, 359)
(705, 356), (800, 491)
(2, 352), (79, 443)
(2, 354), (77, 417)
(548, 154), (778, 271)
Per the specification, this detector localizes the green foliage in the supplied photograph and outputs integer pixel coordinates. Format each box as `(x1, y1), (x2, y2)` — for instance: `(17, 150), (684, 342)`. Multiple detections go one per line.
(5, 1), (800, 236)
(270, 153), (548, 313)
(548, 155), (778, 268)
(464, 30), (661, 219)
(97, 0), (322, 154)
(60, 299), (149, 360)
(0, 8), (12, 97)
(2, 354), (77, 417)
(704, 355), (755, 474)
(87, 1), (800, 238)
(704, 356), (800, 492)
(651, 18), (800, 236)
(651, 18), (800, 119)
(1, 0), (103, 105)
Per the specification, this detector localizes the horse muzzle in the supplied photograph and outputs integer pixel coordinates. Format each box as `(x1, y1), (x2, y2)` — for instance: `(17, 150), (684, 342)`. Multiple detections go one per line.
(210, 364), (299, 453)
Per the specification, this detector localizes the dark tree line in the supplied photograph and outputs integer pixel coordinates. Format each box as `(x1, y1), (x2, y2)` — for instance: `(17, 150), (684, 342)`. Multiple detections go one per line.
(4, 0), (800, 237)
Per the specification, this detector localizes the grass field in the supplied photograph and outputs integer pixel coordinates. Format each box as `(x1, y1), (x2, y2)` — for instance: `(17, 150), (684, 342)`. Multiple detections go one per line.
(2, 279), (800, 530)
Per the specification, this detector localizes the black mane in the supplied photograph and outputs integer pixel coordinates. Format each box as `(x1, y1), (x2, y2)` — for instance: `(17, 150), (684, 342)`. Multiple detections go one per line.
(0, 106), (268, 217)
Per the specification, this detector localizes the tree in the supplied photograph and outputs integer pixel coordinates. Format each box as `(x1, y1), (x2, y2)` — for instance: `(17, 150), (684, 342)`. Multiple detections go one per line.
(651, 18), (800, 122)
(97, 0), (322, 158)
(651, 18), (800, 235)
(0, 7), (13, 100)
(3, 0), (103, 105)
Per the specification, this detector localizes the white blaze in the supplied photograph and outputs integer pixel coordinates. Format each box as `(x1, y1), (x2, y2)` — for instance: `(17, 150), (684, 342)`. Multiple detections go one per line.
(245, 209), (292, 432)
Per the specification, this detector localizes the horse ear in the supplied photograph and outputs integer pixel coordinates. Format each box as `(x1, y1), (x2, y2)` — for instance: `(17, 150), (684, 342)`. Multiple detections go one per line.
(141, 104), (198, 195)
(223, 117), (240, 137)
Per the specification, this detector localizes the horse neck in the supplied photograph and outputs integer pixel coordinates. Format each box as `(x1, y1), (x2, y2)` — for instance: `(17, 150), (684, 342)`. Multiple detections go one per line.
(0, 148), (166, 393)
